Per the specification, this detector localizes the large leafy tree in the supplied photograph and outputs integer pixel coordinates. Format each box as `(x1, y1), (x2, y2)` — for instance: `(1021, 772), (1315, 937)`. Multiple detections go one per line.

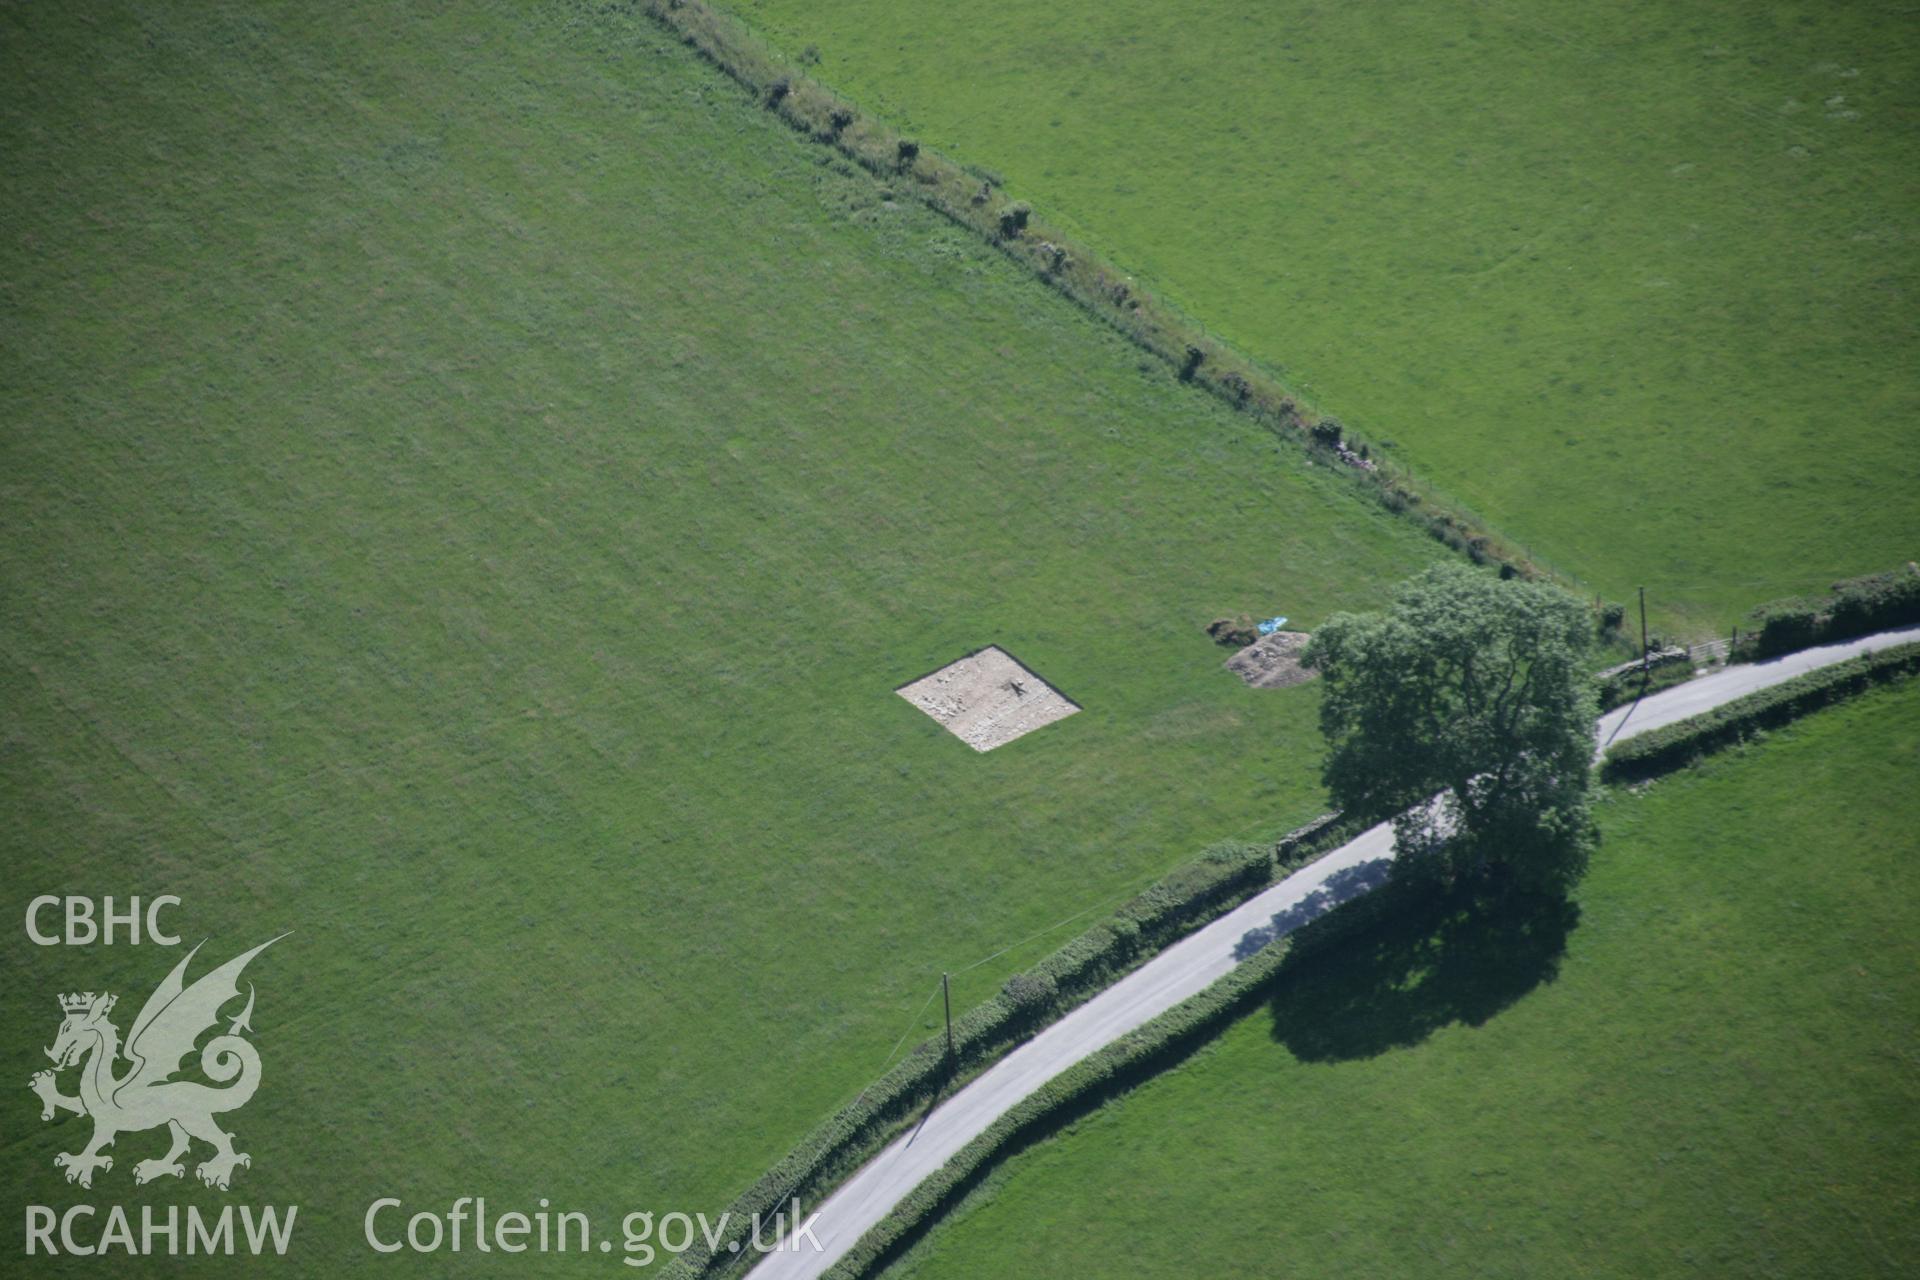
(1304, 563), (1597, 894)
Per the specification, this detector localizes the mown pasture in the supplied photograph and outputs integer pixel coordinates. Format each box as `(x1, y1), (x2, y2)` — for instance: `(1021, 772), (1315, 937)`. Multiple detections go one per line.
(0, 2), (1442, 1271)
(895, 679), (1920, 1280)
(739, 0), (1920, 631)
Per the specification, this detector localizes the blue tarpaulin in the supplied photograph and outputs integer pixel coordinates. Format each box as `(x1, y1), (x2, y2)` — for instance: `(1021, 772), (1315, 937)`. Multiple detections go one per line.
(1257, 616), (1288, 635)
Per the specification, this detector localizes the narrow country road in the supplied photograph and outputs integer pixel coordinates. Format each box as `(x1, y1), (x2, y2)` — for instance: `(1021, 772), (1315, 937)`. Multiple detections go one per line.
(1593, 624), (1919, 753)
(748, 623), (1920, 1279)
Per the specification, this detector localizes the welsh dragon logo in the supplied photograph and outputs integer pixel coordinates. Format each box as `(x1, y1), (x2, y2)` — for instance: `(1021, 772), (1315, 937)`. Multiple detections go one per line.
(29, 937), (285, 1191)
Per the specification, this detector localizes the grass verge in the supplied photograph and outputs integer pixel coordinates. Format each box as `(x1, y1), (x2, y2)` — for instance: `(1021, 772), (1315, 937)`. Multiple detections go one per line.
(734, 0), (1920, 631)
(1602, 640), (1920, 780)
(665, 815), (1354, 1277)
(1, 2), (1440, 1271)
(884, 679), (1920, 1279)
(644, 0), (1558, 584)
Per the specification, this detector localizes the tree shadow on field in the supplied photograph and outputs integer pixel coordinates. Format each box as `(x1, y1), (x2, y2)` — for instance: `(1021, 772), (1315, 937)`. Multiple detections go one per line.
(1268, 885), (1580, 1062)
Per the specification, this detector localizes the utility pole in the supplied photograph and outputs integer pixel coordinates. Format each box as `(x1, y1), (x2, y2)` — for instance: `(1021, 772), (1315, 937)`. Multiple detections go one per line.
(1639, 586), (1649, 674)
(942, 972), (953, 1062)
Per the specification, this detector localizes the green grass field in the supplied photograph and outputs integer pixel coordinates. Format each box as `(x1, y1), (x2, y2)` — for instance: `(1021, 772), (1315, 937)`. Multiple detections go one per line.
(738, 0), (1920, 631)
(0, 2), (1446, 1272)
(893, 678), (1920, 1279)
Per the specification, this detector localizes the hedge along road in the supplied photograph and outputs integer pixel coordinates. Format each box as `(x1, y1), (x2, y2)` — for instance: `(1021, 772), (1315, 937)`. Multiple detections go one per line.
(1594, 624), (1920, 755)
(749, 622), (1920, 1280)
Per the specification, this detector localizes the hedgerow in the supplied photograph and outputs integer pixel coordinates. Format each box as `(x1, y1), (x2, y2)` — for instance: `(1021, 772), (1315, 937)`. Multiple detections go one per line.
(821, 864), (1422, 1277)
(811, 636), (1920, 1273)
(1602, 642), (1920, 781)
(1592, 653), (1695, 712)
(658, 816), (1355, 1279)
(1737, 563), (1920, 659)
(714, 629), (1920, 1276)
(820, 908), (1305, 1278)
(637, 0), (1556, 587)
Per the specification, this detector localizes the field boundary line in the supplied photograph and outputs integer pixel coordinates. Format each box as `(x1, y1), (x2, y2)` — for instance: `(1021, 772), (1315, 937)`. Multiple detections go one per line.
(652, 818), (1355, 1280)
(637, 0), (1560, 587)
(752, 624), (1920, 1279)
